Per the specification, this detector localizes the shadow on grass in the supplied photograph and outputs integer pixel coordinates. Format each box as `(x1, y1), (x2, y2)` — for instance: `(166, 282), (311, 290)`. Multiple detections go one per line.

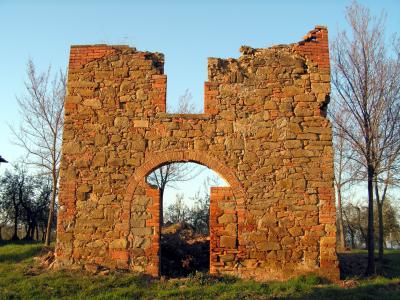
(0, 240), (44, 263)
(378, 253), (400, 278)
(339, 250), (400, 279)
(275, 280), (400, 300)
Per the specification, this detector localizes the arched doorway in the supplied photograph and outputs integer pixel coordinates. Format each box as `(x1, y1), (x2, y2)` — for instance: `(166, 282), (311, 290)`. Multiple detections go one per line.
(147, 161), (228, 277)
(123, 150), (245, 277)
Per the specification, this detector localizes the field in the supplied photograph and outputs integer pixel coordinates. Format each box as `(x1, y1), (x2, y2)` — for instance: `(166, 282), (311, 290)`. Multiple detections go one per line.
(0, 242), (399, 299)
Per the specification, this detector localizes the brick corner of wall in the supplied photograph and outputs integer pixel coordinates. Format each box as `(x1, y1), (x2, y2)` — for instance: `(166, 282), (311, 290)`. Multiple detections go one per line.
(293, 26), (330, 71)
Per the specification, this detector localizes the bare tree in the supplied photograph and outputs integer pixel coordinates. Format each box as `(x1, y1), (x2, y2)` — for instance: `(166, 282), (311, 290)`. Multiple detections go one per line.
(11, 60), (66, 246)
(332, 109), (361, 250)
(383, 198), (400, 248)
(347, 202), (368, 248)
(331, 1), (400, 274)
(167, 89), (198, 114)
(188, 178), (214, 235)
(374, 149), (400, 260)
(147, 90), (203, 225)
(164, 193), (189, 224)
(342, 198), (400, 250)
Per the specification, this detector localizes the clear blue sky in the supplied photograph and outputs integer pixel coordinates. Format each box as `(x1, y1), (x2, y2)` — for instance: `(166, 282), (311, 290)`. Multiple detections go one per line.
(0, 0), (399, 205)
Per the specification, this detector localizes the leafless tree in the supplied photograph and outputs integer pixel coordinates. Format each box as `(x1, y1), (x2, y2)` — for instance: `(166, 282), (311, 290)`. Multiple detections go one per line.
(164, 193), (190, 224)
(343, 202), (368, 248)
(330, 1), (400, 274)
(147, 90), (203, 225)
(188, 177), (215, 235)
(383, 198), (400, 248)
(10, 60), (66, 246)
(342, 198), (400, 250)
(373, 147), (400, 260)
(332, 109), (362, 250)
(170, 89), (198, 114)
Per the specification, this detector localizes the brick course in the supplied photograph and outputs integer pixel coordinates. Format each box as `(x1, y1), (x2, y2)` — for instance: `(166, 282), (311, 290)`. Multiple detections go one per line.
(56, 26), (339, 281)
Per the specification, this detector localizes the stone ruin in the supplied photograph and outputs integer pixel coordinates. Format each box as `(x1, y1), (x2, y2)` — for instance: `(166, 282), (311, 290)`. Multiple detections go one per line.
(55, 26), (339, 281)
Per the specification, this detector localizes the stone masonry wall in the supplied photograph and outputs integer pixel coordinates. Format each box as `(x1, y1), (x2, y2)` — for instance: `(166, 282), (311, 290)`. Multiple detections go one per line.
(56, 26), (339, 281)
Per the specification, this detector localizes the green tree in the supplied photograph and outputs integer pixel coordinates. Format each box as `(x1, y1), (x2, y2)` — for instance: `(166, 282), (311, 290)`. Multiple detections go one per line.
(0, 164), (35, 240)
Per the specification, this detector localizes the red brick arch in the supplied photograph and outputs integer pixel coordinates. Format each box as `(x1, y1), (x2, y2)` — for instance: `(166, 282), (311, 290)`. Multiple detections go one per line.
(124, 150), (245, 201)
(121, 150), (245, 276)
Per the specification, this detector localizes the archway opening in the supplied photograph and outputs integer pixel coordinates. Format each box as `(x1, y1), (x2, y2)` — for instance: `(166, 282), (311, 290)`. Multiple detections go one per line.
(146, 161), (228, 277)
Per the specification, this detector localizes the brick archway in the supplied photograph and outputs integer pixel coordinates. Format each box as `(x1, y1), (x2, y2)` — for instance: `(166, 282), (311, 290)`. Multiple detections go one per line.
(124, 150), (245, 200)
(122, 150), (245, 276)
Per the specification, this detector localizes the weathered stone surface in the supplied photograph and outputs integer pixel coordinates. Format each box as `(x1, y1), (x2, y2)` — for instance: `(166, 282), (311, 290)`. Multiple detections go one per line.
(63, 142), (81, 154)
(109, 239), (127, 249)
(114, 116), (129, 128)
(56, 26), (338, 282)
(258, 241), (281, 251)
(220, 236), (236, 248)
(134, 120), (149, 128)
(95, 134), (108, 146)
(283, 86), (302, 96)
(83, 98), (102, 109)
(92, 152), (106, 167)
(218, 214), (237, 224)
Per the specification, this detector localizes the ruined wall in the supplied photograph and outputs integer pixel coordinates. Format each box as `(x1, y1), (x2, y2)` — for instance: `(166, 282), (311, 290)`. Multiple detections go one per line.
(56, 26), (339, 281)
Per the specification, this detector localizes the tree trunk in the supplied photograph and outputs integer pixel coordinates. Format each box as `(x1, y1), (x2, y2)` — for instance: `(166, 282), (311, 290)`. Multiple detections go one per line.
(337, 188), (346, 250)
(160, 187), (164, 226)
(41, 225), (46, 242)
(24, 224), (30, 240)
(349, 229), (355, 249)
(366, 164), (375, 275)
(355, 206), (367, 248)
(45, 173), (57, 246)
(35, 225), (39, 241)
(12, 207), (19, 241)
(29, 221), (36, 240)
(374, 176), (387, 263)
(346, 221), (355, 248)
(25, 216), (34, 240)
(377, 202), (384, 261)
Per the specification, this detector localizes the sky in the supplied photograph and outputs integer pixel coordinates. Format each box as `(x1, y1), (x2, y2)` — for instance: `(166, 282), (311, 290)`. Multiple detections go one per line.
(0, 0), (399, 206)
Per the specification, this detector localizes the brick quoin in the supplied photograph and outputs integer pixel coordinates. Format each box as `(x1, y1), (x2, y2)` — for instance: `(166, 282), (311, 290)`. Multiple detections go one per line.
(56, 26), (339, 281)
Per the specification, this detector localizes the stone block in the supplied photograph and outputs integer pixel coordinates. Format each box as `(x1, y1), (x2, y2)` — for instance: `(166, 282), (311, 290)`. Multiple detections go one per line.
(93, 152), (106, 167)
(134, 120), (149, 128)
(258, 241), (281, 251)
(131, 227), (152, 236)
(194, 139), (208, 150)
(114, 116), (129, 128)
(63, 142), (81, 154)
(109, 239), (127, 249)
(284, 140), (302, 149)
(83, 98), (102, 109)
(283, 86), (302, 96)
(218, 214), (237, 224)
(288, 227), (303, 237)
(220, 254), (235, 262)
(220, 236), (236, 248)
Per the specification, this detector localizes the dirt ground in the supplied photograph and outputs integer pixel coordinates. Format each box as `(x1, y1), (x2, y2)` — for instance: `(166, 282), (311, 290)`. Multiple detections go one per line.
(160, 223), (209, 277)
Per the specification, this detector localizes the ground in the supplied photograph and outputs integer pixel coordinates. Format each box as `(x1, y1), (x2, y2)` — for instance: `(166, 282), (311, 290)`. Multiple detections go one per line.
(0, 241), (399, 299)
(160, 223), (210, 277)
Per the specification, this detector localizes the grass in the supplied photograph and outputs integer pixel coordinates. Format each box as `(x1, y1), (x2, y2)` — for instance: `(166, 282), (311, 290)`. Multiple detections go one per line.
(0, 242), (399, 299)
(338, 249), (400, 279)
